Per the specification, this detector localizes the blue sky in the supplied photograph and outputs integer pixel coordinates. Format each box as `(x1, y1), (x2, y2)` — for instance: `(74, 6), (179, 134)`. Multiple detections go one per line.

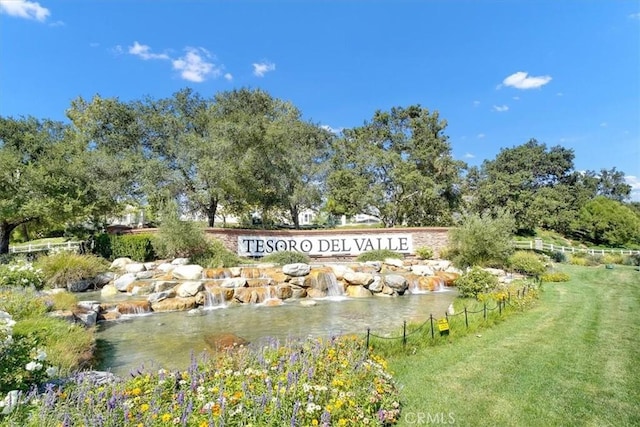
(1, 0), (639, 200)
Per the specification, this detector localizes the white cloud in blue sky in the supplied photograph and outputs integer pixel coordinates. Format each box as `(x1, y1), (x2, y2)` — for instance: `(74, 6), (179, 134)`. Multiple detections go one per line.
(128, 41), (169, 61)
(500, 71), (552, 90)
(0, 0), (49, 21)
(252, 62), (276, 77)
(492, 105), (509, 112)
(625, 176), (640, 202)
(172, 48), (220, 83)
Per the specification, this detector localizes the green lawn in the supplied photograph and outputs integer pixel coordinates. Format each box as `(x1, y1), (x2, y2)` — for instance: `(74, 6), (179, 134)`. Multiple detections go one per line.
(388, 264), (640, 426)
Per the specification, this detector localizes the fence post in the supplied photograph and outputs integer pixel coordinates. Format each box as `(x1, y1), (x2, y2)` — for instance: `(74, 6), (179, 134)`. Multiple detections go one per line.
(483, 303), (487, 320)
(403, 320), (407, 346)
(430, 315), (434, 339)
(498, 299), (502, 315)
(464, 307), (468, 328)
(366, 328), (370, 350)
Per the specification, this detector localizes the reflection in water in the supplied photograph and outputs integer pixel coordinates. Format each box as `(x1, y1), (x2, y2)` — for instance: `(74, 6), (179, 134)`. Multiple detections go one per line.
(94, 291), (456, 376)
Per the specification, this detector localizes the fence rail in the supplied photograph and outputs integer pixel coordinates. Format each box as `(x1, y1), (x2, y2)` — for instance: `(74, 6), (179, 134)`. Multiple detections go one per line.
(512, 240), (640, 255)
(8, 241), (84, 254)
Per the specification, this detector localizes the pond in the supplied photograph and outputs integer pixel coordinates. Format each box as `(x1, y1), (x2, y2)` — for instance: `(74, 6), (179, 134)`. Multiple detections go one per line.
(86, 290), (457, 377)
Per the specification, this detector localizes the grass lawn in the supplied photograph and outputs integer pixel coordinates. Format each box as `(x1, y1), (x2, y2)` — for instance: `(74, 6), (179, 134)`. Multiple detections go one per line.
(387, 264), (640, 426)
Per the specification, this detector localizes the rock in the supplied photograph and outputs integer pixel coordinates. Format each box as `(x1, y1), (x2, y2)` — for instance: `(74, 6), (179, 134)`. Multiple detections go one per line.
(384, 258), (405, 268)
(156, 263), (176, 273)
(288, 277), (306, 287)
(77, 300), (101, 312)
(220, 278), (247, 288)
(384, 274), (408, 294)
(233, 288), (269, 304)
(228, 267), (242, 277)
(204, 333), (249, 351)
(113, 273), (137, 292)
(117, 301), (151, 315)
(67, 279), (92, 293)
(92, 272), (115, 288)
(304, 269), (338, 292)
(368, 276), (384, 293)
(411, 265), (435, 276)
(435, 271), (460, 286)
(365, 261), (382, 271)
(74, 309), (98, 327)
(176, 281), (204, 297)
(346, 285), (372, 298)
(101, 284), (118, 297)
(262, 298), (283, 307)
(147, 289), (176, 304)
(247, 278), (275, 288)
(135, 271), (155, 280)
(130, 283), (154, 296)
(124, 263), (146, 274)
(343, 272), (374, 286)
(240, 267), (262, 279)
(153, 280), (178, 292)
(306, 288), (327, 298)
(325, 264), (354, 280)
(259, 268), (289, 284)
(275, 284), (293, 300)
(172, 265), (203, 281)
(171, 258), (190, 265)
(203, 268), (231, 279)
(47, 310), (76, 323)
(110, 258), (133, 270)
(188, 308), (204, 316)
(382, 285), (397, 296)
(99, 310), (121, 321)
(151, 297), (197, 312)
(290, 286), (307, 299)
(143, 262), (157, 271)
(282, 263), (311, 277)
(299, 299), (317, 307)
(426, 260), (452, 271)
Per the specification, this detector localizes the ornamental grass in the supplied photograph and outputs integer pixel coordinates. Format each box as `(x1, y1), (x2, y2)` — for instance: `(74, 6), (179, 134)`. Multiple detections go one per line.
(3, 335), (401, 426)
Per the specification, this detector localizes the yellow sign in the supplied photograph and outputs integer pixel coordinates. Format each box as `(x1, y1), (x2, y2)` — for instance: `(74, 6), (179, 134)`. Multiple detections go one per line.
(437, 318), (449, 332)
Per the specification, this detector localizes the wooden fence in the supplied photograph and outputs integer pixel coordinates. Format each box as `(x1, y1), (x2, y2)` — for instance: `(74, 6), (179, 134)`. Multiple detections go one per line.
(512, 240), (640, 255)
(8, 241), (83, 254)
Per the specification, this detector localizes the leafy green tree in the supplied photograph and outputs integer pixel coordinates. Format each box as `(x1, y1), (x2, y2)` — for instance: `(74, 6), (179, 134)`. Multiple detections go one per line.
(327, 105), (464, 227)
(469, 139), (576, 233)
(573, 197), (640, 247)
(0, 117), (111, 254)
(447, 209), (516, 268)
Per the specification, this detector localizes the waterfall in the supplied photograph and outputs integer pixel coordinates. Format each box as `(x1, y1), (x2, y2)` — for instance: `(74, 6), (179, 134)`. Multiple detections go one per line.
(326, 272), (346, 298)
(203, 288), (227, 310)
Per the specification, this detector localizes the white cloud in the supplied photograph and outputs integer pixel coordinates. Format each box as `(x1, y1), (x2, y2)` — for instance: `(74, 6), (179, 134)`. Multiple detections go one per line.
(473, 100), (480, 107)
(224, 73), (233, 81)
(512, 96), (520, 100)
(49, 20), (64, 27)
(252, 61), (276, 77)
(128, 41), (170, 60)
(501, 71), (552, 90)
(477, 133), (485, 139)
(629, 12), (640, 19)
(0, 0), (49, 21)
(321, 125), (343, 135)
(625, 175), (640, 201)
(492, 105), (509, 112)
(172, 47), (221, 82)
(556, 92), (564, 97)
(464, 153), (475, 159)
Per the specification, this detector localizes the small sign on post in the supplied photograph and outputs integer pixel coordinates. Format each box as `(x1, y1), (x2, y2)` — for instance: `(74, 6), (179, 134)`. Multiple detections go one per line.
(437, 318), (450, 336)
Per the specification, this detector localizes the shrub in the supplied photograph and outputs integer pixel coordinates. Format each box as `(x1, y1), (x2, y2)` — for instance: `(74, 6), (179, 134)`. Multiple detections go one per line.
(623, 253), (640, 266)
(602, 253), (625, 265)
(549, 251), (567, 263)
(261, 250), (310, 265)
(448, 209), (516, 269)
(0, 329), (56, 393)
(415, 246), (433, 260)
(568, 256), (588, 266)
(540, 272), (570, 282)
(191, 239), (243, 268)
(508, 251), (546, 276)
(35, 252), (109, 288)
(94, 233), (155, 262)
(47, 291), (79, 311)
(152, 208), (210, 259)
(454, 266), (499, 298)
(0, 287), (48, 321)
(0, 260), (45, 289)
(356, 249), (403, 262)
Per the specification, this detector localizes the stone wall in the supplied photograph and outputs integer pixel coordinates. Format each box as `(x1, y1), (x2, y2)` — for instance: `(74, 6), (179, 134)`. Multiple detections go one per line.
(204, 227), (451, 259)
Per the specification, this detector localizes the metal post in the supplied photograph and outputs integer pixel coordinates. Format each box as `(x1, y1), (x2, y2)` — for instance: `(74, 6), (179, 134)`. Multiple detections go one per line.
(483, 303), (487, 320)
(430, 314), (434, 339)
(366, 328), (370, 350)
(403, 320), (407, 346)
(464, 307), (468, 328)
(498, 300), (502, 315)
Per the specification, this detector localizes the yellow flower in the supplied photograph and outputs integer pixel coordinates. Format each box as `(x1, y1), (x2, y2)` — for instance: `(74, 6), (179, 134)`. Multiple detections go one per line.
(161, 413), (172, 422)
(199, 422), (208, 427)
(140, 403), (150, 412)
(312, 420), (319, 426)
(131, 387), (142, 396)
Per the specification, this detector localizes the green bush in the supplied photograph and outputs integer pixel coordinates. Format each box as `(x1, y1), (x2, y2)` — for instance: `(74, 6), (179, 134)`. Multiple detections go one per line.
(261, 250), (311, 265)
(448, 209), (516, 269)
(0, 287), (48, 321)
(508, 251), (546, 276)
(356, 249), (403, 262)
(568, 256), (588, 266)
(602, 253), (625, 265)
(0, 329), (55, 393)
(549, 251), (567, 263)
(35, 252), (109, 288)
(94, 233), (156, 262)
(540, 272), (570, 282)
(623, 253), (640, 266)
(415, 246), (433, 260)
(0, 260), (45, 289)
(152, 208), (210, 259)
(191, 239), (243, 268)
(454, 266), (499, 298)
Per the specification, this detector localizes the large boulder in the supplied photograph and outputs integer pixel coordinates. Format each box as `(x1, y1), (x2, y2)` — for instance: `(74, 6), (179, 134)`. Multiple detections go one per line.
(176, 281), (204, 297)
(384, 274), (408, 294)
(147, 289), (176, 304)
(153, 280), (178, 292)
(124, 263), (146, 274)
(116, 300), (151, 315)
(110, 257), (133, 270)
(411, 265), (435, 276)
(220, 278), (247, 288)
(172, 265), (203, 281)
(113, 273), (137, 292)
(101, 284), (118, 297)
(282, 263), (311, 277)
(151, 297), (197, 312)
(343, 272), (374, 286)
(346, 285), (372, 298)
(67, 279), (92, 293)
(384, 258), (405, 268)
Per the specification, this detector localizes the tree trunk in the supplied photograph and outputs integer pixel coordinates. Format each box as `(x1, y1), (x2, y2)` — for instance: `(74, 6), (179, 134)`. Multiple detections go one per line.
(290, 205), (300, 229)
(0, 222), (18, 255)
(206, 199), (218, 228)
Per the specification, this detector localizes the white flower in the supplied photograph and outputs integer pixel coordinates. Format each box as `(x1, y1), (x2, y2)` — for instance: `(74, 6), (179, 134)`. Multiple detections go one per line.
(46, 366), (59, 377)
(35, 349), (47, 361)
(25, 361), (42, 371)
